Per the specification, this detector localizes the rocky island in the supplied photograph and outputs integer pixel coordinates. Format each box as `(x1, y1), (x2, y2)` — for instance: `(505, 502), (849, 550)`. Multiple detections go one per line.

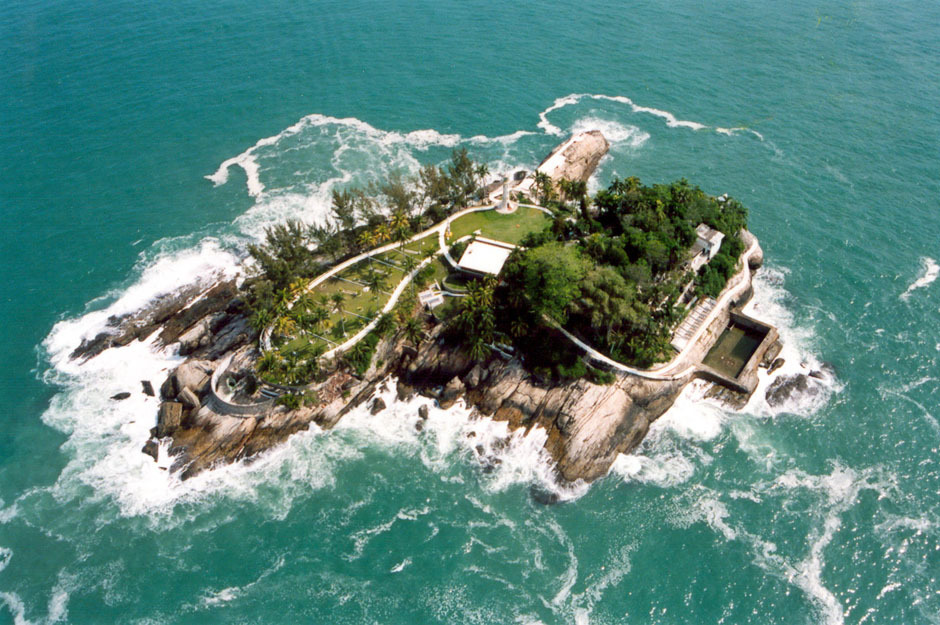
(72, 132), (802, 485)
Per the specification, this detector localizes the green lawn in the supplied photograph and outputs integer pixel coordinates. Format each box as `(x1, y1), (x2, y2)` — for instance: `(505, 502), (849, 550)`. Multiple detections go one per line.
(273, 226), (462, 357)
(446, 206), (551, 245)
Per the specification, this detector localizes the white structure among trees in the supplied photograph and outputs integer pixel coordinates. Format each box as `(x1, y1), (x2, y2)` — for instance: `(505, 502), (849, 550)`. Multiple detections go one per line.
(689, 223), (725, 272)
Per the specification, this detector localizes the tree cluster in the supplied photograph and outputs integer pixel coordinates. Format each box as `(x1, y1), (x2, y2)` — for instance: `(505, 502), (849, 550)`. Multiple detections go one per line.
(449, 176), (750, 371)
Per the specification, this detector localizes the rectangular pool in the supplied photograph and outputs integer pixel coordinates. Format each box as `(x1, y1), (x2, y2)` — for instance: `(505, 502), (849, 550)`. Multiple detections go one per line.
(703, 323), (766, 379)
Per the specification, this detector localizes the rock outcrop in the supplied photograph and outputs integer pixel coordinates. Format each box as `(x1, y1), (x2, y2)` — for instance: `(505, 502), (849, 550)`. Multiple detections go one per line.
(400, 332), (684, 482)
(536, 130), (611, 184)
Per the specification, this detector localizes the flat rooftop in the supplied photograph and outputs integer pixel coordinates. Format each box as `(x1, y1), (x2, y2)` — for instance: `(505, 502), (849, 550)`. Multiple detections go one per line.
(457, 239), (515, 276)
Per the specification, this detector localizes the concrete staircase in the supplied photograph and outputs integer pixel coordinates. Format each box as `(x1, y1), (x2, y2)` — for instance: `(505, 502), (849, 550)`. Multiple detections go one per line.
(671, 297), (717, 351)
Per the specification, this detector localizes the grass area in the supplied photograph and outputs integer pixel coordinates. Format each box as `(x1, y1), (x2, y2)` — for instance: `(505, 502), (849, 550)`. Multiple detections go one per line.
(446, 206), (551, 246)
(400, 232), (440, 256)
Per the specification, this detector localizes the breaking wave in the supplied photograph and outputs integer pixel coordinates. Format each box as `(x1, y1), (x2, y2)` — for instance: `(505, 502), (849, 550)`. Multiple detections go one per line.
(900, 256), (938, 300)
(35, 94), (779, 514)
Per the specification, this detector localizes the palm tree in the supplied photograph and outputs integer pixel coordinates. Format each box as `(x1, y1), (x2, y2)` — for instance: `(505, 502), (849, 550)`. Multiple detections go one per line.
(273, 315), (298, 338)
(391, 211), (411, 252)
(250, 308), (274, 332)
(400, 253), (419, 296)
(374, 223), (391, 245)
(256, 350), (281, 375)
(402, 317), (424, 345)
(533, 171), (552, 205)
(346, 340), (371, 372)
(274, 288), (293, 314)
(330, 292), (346, 336)
(357, 229), (373, 254)
(310, 305), (329, 333)
(364, 269), (386, 301)
(475, 163), (489, 200)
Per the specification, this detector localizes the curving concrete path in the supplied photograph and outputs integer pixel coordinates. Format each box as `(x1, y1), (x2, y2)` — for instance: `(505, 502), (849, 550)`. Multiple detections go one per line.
(261, 199), (760, 386)
(556, 230), (762, 381)
(261, 203), (497, 354)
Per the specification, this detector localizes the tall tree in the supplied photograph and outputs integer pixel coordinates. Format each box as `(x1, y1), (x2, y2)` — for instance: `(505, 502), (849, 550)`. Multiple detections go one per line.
(330, 292), (346, 336)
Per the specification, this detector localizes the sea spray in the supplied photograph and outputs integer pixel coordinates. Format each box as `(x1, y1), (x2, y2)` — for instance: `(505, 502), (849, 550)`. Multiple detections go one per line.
(900, 256), (938, 300)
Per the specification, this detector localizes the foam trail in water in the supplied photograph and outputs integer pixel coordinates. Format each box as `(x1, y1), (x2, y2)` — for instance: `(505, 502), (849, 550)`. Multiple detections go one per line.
(900, 257), (938, 300)
(207, 112), (539, 198)
(569, 117), (649, 149)
(537, 93), (765, 140)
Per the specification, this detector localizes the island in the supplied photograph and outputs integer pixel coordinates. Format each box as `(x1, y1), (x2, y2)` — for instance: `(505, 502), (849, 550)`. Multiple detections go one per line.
(72, 131), (804, 485)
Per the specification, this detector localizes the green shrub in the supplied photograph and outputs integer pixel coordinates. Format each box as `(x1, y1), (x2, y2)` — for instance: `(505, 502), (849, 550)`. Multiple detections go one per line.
(276, 393), (303, 410)
(587, 366), (616, 385)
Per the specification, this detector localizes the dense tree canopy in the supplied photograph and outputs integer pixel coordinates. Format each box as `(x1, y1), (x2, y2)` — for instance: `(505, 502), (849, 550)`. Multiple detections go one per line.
(452, 176), (751, 372)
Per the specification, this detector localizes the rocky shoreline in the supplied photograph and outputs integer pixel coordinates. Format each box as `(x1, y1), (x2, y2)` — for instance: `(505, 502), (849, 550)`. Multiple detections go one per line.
(78, 229), (824, 486)
(71, 132), (828, 487)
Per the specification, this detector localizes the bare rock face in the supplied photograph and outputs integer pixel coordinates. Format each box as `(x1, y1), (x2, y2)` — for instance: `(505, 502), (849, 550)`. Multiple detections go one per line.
(160, 359), (213, 400)
(537, 130), (611, 184)
(400, 335), (684, 483)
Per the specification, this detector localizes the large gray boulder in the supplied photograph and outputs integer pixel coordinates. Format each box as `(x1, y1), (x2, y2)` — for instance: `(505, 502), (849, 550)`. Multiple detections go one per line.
(160, 359), (213, 400)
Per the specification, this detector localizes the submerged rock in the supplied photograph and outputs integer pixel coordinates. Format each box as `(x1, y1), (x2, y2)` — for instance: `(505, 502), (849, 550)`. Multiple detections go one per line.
(765, 374), (812, 407)
(110, 392), (131, 401)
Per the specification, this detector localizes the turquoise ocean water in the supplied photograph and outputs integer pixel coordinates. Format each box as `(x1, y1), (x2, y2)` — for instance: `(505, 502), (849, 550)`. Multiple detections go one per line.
(1, 1), (938, 623)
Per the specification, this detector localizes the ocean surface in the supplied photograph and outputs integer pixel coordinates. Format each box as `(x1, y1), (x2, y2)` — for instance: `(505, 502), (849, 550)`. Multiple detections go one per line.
(1, 1), (938, 623)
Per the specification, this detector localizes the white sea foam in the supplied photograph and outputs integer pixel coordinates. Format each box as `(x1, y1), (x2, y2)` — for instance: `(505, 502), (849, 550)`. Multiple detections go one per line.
(199, 555), (286, 608)
(335, 381), (588, 501)
(536, 93), (764, 139)
(207, 113), (462, 198)
(742, 266), (842, 417)
(44, 238), (242, 365)
(569, 117), (649, 149)
(676, 466), (894, 625)
(0, 591), (33, 625)
(900, 257), (938, 300)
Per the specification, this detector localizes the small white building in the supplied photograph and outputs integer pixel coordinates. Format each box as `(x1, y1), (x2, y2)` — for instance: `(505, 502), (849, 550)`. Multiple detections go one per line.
(456, 238), (516, 277)
(689, 223), (725, 272)
(418, 284), (445, 309)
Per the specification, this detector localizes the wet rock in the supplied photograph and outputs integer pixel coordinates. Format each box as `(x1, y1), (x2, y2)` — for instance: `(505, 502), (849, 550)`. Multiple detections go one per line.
(439, 377), (466, 409)
(110, 392), (131, 401)
(370, 397), (386, 415)
(161, 360), (212, 400)
(529, 485), (561, 506)
(141, 380), (155, 397)
(397, 382), (415, 401)
(537, 130), (610, 184)
(767, 358), (785, 375)
(760, 340), (783, 367)
(418, 405), (430, 420)
(765, 374), (812, 407)
(463, 364), (486, 389)
(157, 281), (238, 346)
(71, 283), (206, 361)
(415, 420), (424, 432)
(141, 439), (159, 461)
(203, 315), (253, 361)
(177, 320), (211, 356)
(748, 245), (764, 270)
(156, 402), (184, 437)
